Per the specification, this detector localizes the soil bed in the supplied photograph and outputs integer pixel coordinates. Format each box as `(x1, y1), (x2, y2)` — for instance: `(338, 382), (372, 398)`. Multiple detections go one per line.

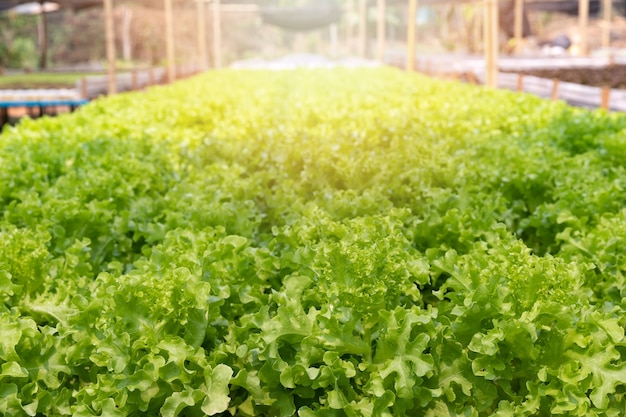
(0, 72), (108, 89)
(503, 65), (626, 89)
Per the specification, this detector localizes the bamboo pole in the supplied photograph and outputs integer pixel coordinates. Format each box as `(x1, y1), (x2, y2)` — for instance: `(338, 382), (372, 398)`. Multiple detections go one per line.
(358, 0), (367, 58)
(346, 0), (354, 55)
(483, 0), (498, 88)
(164, 0), (175, 83)
(406, 0), (418, 71)
(330, 24), (339, 58)
(514, 0), (524, 54)
(473, 6), (482, 53)
(601, 86), (611, 109)
(80, 77), (88, 99)
(37, 1), (48, 69)
(551, 79), (560, 101)
(483, 0), (492, 81)
(197, 0), (208, 70)
(103, 0), (116, 94)
(490, 0), (499, 87)
(441, 5), (450, 45)
(120, 6), (132, 60)
(602, 0), (611, 50)
(578, 0), (589, 56)
(213, 0), (222, 68)
(376, 0), (386, 63)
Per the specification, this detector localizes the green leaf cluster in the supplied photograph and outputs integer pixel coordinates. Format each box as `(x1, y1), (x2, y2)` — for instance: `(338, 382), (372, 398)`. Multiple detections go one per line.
(1, 68), (626, 415)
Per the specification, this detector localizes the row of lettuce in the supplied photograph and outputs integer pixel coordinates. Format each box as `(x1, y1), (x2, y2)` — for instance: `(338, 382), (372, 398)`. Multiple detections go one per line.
(1, 68), (626, 416)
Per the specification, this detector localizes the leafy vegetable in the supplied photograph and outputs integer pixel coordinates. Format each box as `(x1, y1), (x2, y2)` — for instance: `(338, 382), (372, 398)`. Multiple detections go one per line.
(1, 68), (626, 415)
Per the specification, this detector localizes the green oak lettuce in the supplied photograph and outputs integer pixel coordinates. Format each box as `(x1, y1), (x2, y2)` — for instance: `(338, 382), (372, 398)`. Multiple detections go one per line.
(1, 68), (626, 416)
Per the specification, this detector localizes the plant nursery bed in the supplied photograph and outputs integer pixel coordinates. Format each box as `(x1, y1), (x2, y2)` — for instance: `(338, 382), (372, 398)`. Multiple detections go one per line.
(503, 64), (626, 89)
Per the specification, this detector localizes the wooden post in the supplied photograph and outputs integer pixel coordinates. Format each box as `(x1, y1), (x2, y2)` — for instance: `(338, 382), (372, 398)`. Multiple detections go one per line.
(346, 0), (354, 55)
(0, 108), (8, 129)
(120, 6), (132, 61)
(213, 0), (222, 68)
(406, 0), (417, 71)
(440, 6), (448, 43)
(490, 0), (499, 87)
(197, 0), (208, 70)
(484, 0), (498, 88)
(358, 0), (367, 58)
(164, 0), (176, 83)
(37, 1), (48, 69)
(484, 0), (491, 83)
(80, 77), (88, 99)
(132, 69), (138, 90)
(578, 0), (589, 56)
(602, 0), (611, 50)
(407, 0), (417, 71)
(376, 0), (386, 63)
(551, 79), (560, 101)
(103, 0), (116, 94)
(473, 6), (482, 53)
(601, 86), (611, 109)
(330, 24), (339, 58)
(514, 0), (524, 54)
(517, 73), (524, 92)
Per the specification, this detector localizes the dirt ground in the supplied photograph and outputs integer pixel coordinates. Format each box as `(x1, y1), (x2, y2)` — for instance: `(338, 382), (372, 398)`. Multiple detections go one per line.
(502, 65), (626, 88)
(499, 11), (626, 89)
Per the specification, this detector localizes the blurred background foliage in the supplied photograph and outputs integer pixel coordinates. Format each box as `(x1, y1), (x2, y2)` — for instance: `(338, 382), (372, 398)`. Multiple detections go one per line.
(0, 0), (411, 71)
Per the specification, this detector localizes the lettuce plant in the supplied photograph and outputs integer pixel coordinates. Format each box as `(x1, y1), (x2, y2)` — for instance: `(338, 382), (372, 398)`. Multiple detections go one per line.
(1, 68), (626, 416)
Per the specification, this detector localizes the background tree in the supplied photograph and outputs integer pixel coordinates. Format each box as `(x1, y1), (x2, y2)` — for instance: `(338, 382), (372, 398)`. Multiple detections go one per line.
(0, 12), (37, 70)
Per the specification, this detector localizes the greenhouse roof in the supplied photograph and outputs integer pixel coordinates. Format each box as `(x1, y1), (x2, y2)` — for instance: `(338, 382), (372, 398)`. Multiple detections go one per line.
(0, 0), (101, 13)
